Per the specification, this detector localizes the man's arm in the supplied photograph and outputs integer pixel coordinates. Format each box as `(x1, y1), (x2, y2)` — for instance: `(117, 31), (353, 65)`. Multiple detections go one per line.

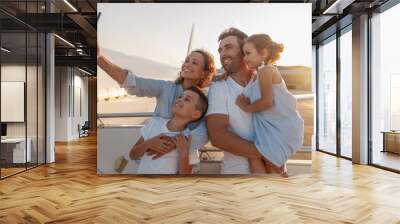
(206, 114), (262, 159)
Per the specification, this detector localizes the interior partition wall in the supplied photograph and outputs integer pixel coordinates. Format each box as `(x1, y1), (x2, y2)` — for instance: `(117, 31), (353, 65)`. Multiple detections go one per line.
(0, 1), (46, 179)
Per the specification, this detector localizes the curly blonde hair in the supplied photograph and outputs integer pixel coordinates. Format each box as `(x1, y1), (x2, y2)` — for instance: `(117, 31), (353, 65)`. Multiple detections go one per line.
(175, 49), (216, 89)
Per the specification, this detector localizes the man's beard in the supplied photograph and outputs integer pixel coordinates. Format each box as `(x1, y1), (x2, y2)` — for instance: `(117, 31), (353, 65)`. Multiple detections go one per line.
(221, 57), (243, 74)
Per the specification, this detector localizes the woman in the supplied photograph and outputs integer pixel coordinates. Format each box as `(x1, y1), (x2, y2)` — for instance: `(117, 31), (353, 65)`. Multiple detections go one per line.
(97, 46), (216, 169)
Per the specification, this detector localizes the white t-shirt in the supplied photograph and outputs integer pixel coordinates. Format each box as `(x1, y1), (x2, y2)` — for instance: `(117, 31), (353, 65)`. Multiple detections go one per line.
(137, 117), (197, 174)
(206, 77), (254, 174)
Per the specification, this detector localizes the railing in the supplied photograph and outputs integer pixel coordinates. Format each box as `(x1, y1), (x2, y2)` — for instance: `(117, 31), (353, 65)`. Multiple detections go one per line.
(97, 112), (153, 128)
(96, 112), (312, 174)
(97, 112), (154, 118)
(294, 93), (314, 100)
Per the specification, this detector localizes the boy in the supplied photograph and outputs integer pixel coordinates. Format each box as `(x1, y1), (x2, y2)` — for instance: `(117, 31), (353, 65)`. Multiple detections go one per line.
(129, 86), (208, 174)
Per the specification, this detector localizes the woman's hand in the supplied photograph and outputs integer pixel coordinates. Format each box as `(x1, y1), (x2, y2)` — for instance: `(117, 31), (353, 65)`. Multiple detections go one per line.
(145, 134), (176, 158)
(172, 134), (191, 155)
(235, 94), (251, 112)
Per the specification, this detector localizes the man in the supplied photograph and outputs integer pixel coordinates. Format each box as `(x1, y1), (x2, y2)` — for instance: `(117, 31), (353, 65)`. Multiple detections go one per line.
(206, 27), (264, 174)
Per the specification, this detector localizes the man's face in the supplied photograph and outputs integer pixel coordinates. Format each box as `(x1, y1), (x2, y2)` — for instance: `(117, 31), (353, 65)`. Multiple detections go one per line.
(218, 36), (244, 74)
(172, 90), (201, 121)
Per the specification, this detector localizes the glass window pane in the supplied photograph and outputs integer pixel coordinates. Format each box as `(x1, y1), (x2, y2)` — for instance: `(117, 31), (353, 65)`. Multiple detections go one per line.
(1, 31), (27, 177)
(27, 31), (38, 169)
(371, 3), (400, 171)
(1, 1), (46, 179)
(340, 29), (352, 158)
(318, 37), (337, 154)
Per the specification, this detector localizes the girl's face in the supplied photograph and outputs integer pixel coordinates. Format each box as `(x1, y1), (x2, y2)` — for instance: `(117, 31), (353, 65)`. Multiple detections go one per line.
(180, 52), (206, 81)
(243, 42), (268, 69)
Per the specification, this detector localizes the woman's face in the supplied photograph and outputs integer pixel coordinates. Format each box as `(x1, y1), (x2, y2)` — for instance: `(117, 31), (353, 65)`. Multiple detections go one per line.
(180, 52), (206, 81)
(243, 42), (268, 69)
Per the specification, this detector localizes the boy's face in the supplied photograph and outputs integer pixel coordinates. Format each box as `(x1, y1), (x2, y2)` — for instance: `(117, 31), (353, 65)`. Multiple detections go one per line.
(172, 90), (202, 121)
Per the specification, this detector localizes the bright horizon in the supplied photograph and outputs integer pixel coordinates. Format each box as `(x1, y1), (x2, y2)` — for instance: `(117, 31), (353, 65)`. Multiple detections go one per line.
(98, 3), (312, 69)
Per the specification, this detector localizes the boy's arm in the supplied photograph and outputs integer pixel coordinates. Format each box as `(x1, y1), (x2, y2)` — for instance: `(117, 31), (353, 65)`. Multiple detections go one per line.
(174, 134), (193, 174)
(179, 151), (192, 174)
(129, 136), (147, 160)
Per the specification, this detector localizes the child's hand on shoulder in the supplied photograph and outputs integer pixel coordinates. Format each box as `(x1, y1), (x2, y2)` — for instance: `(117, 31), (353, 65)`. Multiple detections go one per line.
(172, 134), (192, 154)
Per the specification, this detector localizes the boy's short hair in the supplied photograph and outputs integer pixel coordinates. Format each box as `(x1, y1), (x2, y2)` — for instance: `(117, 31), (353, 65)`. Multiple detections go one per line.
(186, 86), (208, 121)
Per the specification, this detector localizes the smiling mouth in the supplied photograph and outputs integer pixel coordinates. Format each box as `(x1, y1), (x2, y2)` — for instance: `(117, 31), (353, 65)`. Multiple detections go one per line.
(182, 68), (192, 73)
(222, 58), (232, 66)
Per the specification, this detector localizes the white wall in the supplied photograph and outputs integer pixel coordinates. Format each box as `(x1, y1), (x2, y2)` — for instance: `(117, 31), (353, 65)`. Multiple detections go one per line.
(54, 67), (89, 141)
(1, 65), (38, 138)
(55, 67), (70, 141)
(72, 73), (89, 139)
(1, 63), (46, 164)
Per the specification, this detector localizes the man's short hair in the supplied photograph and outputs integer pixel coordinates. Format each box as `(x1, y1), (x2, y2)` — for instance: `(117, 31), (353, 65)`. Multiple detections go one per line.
(218, 27), (248, 52)
(186, 86), (208, 121)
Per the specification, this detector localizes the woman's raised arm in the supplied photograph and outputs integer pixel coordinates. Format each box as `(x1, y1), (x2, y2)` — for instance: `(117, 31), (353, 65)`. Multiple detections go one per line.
(97, 50), (128, 86)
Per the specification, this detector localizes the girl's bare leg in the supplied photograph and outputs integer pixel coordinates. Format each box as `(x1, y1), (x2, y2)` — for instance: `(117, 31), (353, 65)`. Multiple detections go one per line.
(263, 158), (288, 176)
(249, 158), (266, 174)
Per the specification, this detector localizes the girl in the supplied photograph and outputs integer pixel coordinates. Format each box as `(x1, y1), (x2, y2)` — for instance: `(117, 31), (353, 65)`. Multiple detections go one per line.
(97, 46), (216, 170)
(235, 34), (304, 174)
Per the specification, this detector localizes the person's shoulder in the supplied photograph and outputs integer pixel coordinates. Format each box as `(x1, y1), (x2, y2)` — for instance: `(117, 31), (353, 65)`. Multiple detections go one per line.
(146, 116), (168, 127)
(257, 66), (279, 79)
(152, 116), (169, 123)
(159, 81), (180, 94)
(207, 81), (227, 98)
(258, 65), (279, 73)
(182, 127), (192, 137)
(208, 80), (227, 90)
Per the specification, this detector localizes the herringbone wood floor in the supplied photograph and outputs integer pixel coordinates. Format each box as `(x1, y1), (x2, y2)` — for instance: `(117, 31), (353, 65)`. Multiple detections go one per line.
(1, 135), (400, 224)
